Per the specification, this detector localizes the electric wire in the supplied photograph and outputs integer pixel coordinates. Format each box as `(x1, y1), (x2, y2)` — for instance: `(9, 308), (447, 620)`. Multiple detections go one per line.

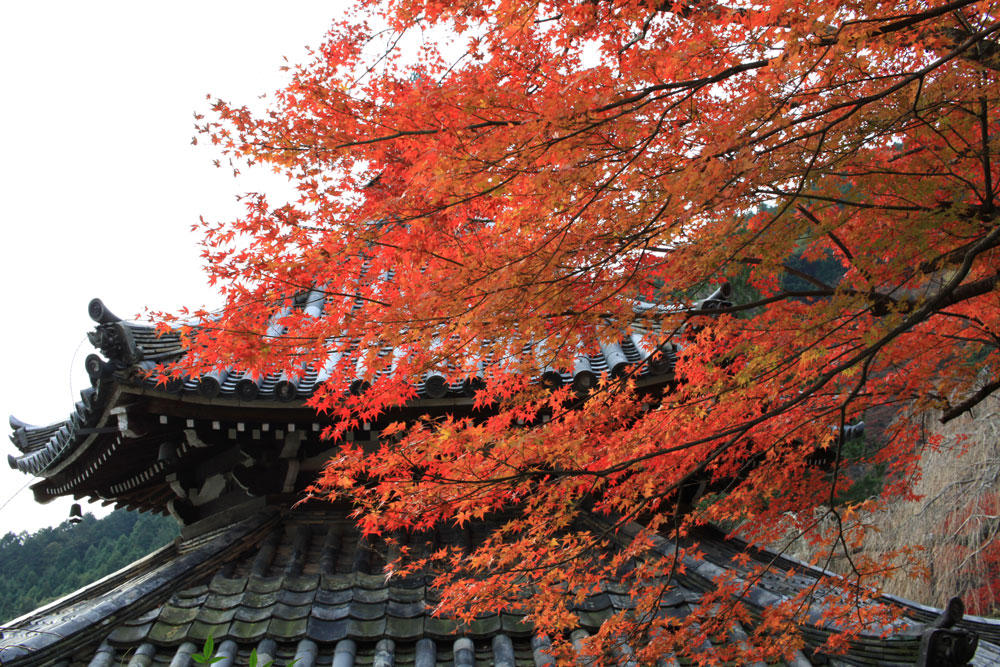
(69, 333), (89, 404)
(0, 479), (32, 514)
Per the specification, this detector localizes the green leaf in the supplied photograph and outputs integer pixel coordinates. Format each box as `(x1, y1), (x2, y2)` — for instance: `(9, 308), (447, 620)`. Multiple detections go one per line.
(248, 648), (280, 667)
(192, 633), (225, 664)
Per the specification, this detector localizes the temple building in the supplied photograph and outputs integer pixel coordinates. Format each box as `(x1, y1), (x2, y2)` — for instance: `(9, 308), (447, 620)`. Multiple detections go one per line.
(2, 297), (997, 666)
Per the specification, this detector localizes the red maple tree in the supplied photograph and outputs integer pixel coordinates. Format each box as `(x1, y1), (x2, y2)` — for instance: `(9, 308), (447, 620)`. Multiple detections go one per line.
(175, 0), (1000, 662)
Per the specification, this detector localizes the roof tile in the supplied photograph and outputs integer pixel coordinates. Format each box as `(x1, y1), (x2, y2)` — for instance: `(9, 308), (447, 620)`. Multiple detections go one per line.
(187, 620), (231, 642)
(320, 574), (355, 592)
(316, 587), (354, 606)
(106, 622), (152, 645)
(346, 617), (387, 638)
(233, 605), (274, 623)
(423, 615), (460, 639)
(353, 587), (390, 603)
(388, 586), (427, 603)
(464, 615), (502, 639)
(282, 575), (320, 593)
(247, 576), (284, 594)
(194, 607), (239, 625)
(349, 600), (387, 620)
(157, 605), (199, 625)
(500, 612), (533, 635)
(311, 602), (350, 622)
(385, 615), (426, 641)
(241, 590), (280, 609)
(386, 599), (426, 618)
(208, 576), (247, 596)
(277, 588), (316, 606)
(272, 602), (312, 621)
(147, 621), (192, 644)
(306, 617), (349, 643)
(203, 591), (244, 610)
(229, 618), (269, 642)
(267, 616), (308, 641)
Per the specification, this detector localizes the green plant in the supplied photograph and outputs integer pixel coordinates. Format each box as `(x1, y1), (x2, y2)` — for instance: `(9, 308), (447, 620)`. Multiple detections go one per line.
(192, 634), (296, 667)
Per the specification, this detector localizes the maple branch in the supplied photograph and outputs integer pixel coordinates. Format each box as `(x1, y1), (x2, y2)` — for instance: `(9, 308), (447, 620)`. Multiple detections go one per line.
(664, 0), (982, 36)
(741, 20), (1000, 159)
(556, 225), (1000, 484)
(669, 0), (999, 71)
(592, 59), (770, 115)
(940, 375), (1000, 423)
(835, 0), (984, 40)
(920, 232), (1000, 274)
(827, 358), (873, 509)
(618, 10), (656, 54)
(708, 268), (999, 322)
(739, 257), (836, 291)
(942, 26), (1000, 72)
(979, 95), (994, 214)
(795, 205), (857, 265)
(928, 271), (1000, 310)
(759, 189), (927, 212)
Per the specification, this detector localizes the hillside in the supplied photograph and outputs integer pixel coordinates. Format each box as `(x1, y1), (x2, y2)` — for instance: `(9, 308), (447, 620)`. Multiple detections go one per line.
(859, 391), (1000, 615)
(0, 510), (179, 624)
(774, 390), (1000, 616)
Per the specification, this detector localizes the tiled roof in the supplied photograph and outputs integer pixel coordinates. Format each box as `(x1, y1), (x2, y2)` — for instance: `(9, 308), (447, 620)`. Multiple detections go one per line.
(1, 502), (996, 666)
(6, 293), (996, 666)
(83, 294), (688, 401)
(8, 388), (104, 476)
(10, 285), (721, 480)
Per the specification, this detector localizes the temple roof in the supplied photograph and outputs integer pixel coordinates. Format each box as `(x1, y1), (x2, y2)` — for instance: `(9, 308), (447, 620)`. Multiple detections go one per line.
(3, 501), (996, 667)
(5, 295), (998, 666)
(9, 287), (708, 483)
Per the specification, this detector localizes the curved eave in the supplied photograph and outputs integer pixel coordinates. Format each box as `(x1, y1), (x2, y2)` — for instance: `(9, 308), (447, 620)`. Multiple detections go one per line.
(7, 291), (724, 483)
(115, 334), (679, 404)
(84, 290), (707, 406)
(8, 384), (117, 478)
(6, 349), (677, 482)
(115, 361), (677, 409)
(606, 518), (1000, 664)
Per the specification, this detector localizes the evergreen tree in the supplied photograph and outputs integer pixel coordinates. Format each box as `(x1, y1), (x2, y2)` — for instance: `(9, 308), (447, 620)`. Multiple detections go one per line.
(0, 510), (179, 623)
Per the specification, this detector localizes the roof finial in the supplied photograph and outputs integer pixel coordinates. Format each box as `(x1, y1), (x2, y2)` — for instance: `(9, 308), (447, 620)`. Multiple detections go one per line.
(917, 596), (979, 666)
(88, 298), (121, 324)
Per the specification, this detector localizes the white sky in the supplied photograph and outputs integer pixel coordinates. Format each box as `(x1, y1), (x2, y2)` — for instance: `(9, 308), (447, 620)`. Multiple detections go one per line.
(0, 1), (339, 534)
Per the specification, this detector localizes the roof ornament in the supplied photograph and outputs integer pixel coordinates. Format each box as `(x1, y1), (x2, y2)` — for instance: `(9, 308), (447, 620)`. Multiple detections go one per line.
(87, 298), (121, 325)
(916, 596), (979, 667)
(571, 364), (597, 394)
(235, 375), (261, 400)
(85, 300), (142, 371)
(694, 282), (734, 311)
(422, 373), (450, 399)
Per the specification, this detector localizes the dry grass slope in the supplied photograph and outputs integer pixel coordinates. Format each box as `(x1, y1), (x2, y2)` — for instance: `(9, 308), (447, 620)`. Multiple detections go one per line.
(771, 391), (1000, 615)
(861, 393), (1000, 614)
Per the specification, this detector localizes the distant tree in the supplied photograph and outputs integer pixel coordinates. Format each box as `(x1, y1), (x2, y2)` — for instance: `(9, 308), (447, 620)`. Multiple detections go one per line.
(0, 511), (178, 623)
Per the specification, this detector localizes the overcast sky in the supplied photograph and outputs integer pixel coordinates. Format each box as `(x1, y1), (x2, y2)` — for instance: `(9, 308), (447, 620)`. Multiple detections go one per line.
(0, 2), (339, 534)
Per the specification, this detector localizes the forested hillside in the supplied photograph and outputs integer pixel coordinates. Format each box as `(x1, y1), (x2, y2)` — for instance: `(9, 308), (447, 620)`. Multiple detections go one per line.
(0, 510), (178, 623)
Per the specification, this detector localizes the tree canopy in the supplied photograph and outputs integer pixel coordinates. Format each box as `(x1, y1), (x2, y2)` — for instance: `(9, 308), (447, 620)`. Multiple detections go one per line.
(180, 0), (1000, 663)
(0, 511), (178, 624)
